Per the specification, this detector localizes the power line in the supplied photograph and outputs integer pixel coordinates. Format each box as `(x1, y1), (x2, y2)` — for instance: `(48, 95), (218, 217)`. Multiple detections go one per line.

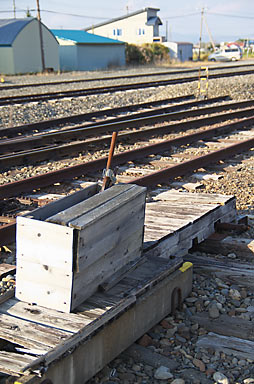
(207, 11), (254, 20)
(0, 8), (108, 20)
(163, 11), (200, 20)
(41, 9), (108, 20)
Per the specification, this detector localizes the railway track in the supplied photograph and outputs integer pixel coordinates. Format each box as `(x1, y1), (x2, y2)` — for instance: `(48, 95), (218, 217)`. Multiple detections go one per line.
(2, 95), (247, 164)
(0, 94), (220, 138)
(1, 64), (254, 105)
(1, 96), (254, 245)
(1, 100), (254, 169)
(1, 62), (253, 91)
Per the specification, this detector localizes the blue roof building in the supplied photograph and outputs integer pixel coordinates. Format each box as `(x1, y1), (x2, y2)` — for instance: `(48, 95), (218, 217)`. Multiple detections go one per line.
(0, 18), (59, 74)
(52, 29), (125, 71)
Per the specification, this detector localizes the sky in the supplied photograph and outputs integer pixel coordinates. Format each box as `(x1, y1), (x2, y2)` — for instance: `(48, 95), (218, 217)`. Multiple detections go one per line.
(1, 0), (254, 43)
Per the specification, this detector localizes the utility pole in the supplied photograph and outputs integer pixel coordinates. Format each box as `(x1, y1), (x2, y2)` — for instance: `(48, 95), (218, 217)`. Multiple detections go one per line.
(203, 15), (215, 51)
(198, 7), (204, 61)
(13, 0), (16, 18)
(36, 0), (46, 72)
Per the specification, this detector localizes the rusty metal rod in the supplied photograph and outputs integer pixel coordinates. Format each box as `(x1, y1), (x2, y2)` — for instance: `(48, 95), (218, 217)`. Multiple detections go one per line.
(102, 131), (118, 191)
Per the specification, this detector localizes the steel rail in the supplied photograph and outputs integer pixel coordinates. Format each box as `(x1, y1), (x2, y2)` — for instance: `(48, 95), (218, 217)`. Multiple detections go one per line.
(0, 94), (195, 138)
(0, 95), (235, 153)
(0, 67), (254, 105)
(1, 114), (254, 199)
(1, 117), (254, 245)
(1, 102), (254, 169)
(0, 95), (228, 140)
(0, 63), (253, 91)
(1, 116), (254, 245)
(129, 135), (254, 187)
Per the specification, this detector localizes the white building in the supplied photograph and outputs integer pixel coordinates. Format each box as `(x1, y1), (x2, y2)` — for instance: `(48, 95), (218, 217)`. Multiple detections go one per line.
(85, 8), (163, 45)
(163, 42), (193, 62)
(0, 18), (59, 75)
(52, 30), (126, 71)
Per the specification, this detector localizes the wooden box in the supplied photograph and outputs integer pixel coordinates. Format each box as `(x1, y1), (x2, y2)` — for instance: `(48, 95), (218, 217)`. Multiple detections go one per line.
(15, 183), (146, 313)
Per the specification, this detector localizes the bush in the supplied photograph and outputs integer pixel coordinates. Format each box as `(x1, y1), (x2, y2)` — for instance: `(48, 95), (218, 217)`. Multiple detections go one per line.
(125, 44), (145, 65)
(125, 43), (170, 65)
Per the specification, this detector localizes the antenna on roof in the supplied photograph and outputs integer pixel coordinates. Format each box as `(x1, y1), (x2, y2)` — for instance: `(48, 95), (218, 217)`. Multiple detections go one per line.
(126, 5), (129, 14)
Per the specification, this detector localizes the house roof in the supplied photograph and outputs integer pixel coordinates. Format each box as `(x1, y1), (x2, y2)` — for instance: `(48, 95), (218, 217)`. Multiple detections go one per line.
(85, 7), (160, 31)
(0, 18), (34, 46)
(51, 29), (124, 45)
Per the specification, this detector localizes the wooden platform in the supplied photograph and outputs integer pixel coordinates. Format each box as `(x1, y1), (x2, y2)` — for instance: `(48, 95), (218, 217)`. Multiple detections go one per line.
(144, 190), (236, 259)
(0, 190), (236, 384)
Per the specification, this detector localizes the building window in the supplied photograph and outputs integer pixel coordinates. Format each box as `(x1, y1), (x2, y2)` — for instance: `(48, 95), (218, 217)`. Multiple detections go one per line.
(137, 28), (145, 35)
(113, 28), (122, 36)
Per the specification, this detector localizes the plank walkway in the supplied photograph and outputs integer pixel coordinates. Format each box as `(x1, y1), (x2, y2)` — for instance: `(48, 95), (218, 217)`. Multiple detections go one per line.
(0, 190), (236, 384)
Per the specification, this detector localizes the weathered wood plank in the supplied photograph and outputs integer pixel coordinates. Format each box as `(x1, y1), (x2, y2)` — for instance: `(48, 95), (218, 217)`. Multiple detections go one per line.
(0, 312), (68, 352)
(0, 351), (36, 375)
(16, 216), (74, 270)
(197, 332), (254, 360)
(69, 184), (146, 229)
(47, 184), (134, 226)
(27, 183), (99, 221)
(0, 264), (15, 279)
(20, 296), (137, 374)
(192, 313), (254, 341)
(196, 235), (254, 260)
(185, 254), (254, 289)
(16, 216), (74, 312)
(0, 288), (14, 305)
(76, 194), (145, 271)
(152, 190), (235, 205)
(99, 257), (147, 292)
(123, 343), (179, 370)
(72, 240), (143, 310)
(0, 298), (91, 333)
(144, 196), (236, 259)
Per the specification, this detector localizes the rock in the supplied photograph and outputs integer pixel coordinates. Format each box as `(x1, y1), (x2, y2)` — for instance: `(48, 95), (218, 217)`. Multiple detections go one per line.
(208, 303), (220, 319)
(229, 289), (241, 300)
(175, 334), (187, 343)
(132, 364), (141, 372)
(160, 319), (172, 329)
(160, 338), (171, 347)
(154, 366), (173, 380)
(118, 372), (136, 381)
(193, 358), (206, 372)
(213, 371), (229, 384)
(171, 379), (185, 384)
(166, 326), (177, 338)
(181, 368), (212, 383)
(185, 297), (197, 304)
(191, 323), (199, 332)
(177, 325), (191, 340)
(221, 289), (229, 296)
(138, 334), (153, 347)
(227, 252), (237, 259)
(205, 367), (216, 377)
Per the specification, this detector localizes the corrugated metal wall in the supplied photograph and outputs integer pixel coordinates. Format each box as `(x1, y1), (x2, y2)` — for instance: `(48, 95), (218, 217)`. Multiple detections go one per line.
(59, 44), (125, 71)
(0, 19), (59, 74)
